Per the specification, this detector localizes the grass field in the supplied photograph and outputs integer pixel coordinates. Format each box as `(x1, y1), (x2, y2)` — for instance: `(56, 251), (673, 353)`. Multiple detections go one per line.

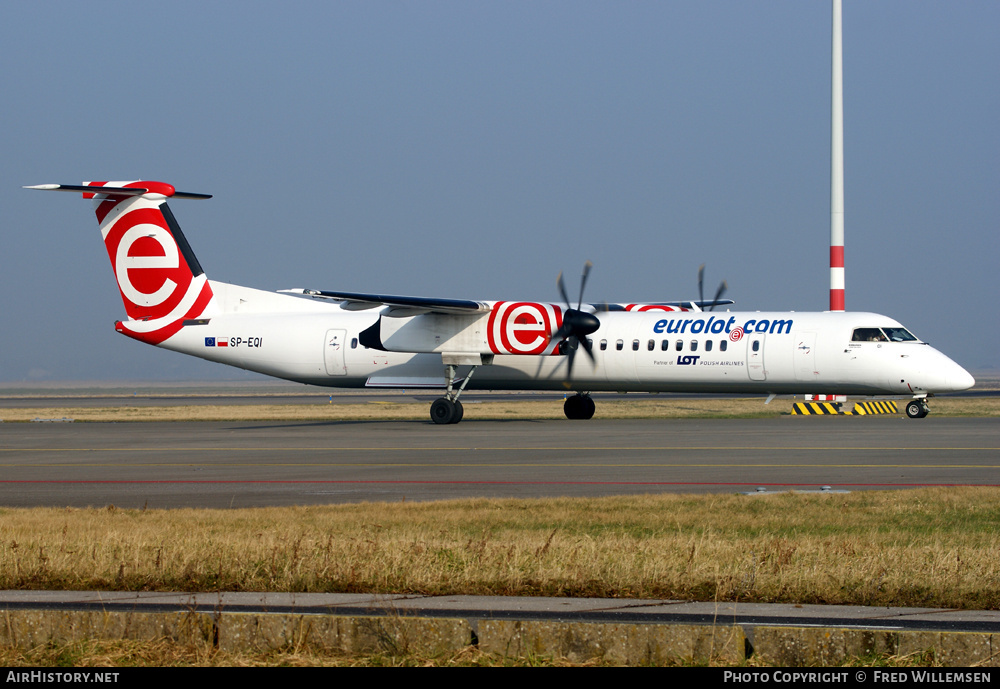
(3, 488), (998, 609)
(0, 640), (947, 667)
(1, 488), (998, 663)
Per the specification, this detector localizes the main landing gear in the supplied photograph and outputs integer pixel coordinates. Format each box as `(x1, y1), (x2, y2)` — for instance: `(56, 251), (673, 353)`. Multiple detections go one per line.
(905, 398), (930, 419)
(564, 393), (595, 420)
(430, 397), (464, 425)
(430, 363), (477, 425)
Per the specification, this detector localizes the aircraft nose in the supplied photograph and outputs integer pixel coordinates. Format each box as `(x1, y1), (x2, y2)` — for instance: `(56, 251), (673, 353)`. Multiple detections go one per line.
(910, 348), (976, 393)
(929, 357), (976, 393)
(950, 367), (976, 392)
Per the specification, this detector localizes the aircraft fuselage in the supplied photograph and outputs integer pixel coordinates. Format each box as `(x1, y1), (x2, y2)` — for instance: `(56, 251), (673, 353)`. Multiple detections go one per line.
(160, 283), (973, 398)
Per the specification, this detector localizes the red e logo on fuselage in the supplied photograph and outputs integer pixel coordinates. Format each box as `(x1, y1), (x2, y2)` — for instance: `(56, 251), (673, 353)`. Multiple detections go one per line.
(487, 302), (562, 355)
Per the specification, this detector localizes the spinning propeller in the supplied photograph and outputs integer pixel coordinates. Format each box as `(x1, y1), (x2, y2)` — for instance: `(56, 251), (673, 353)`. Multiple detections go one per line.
(697, 264), (728, 311)
(551, 261), (601, 378)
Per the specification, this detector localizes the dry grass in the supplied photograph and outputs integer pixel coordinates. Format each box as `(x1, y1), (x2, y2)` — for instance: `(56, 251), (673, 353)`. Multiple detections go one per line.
(2, 488), (996, 667)
(3, 396), (997, 422)
(0, 640), (625, 667)
(0, 639), (943, 667)
(2, 488), (998, 609)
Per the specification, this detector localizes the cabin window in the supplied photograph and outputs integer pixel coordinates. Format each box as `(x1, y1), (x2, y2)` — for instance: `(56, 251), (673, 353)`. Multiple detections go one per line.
(720, 340), (727, 352)
(647, 339), (655, 351)
(675, 340), (683, 351)
(616, 339), (624, 351)
(752, 340), (760, 352)
(705, 340), (713, 352)
(600, 339), (607, 351)
(586, 339), (593, 350)
(351, 337), (358, 349)
(632, 339), (640, 351)
(661, 340), (669, 351)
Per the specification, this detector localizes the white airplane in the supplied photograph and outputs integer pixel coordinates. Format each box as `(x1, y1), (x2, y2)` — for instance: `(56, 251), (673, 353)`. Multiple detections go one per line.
(26, 180), (975, 423)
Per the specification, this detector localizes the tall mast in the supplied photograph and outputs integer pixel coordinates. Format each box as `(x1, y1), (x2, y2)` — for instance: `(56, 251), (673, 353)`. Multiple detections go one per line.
(830, 0), (845, 311)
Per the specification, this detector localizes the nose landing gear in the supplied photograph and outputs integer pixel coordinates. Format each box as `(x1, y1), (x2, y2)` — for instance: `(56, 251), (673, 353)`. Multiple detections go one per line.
(905, 398), (929, 419)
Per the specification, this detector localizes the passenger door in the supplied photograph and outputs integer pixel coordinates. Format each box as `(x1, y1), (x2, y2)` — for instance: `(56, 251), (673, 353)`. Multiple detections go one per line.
(324, 329), (347, 376)
(747, 333), (766, 381)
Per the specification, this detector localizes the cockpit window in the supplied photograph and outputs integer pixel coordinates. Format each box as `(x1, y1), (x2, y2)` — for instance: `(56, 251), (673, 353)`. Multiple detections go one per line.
(852, 327), (918, 343)
(852, 328), (887, 342)
(882, 327), (917, 342)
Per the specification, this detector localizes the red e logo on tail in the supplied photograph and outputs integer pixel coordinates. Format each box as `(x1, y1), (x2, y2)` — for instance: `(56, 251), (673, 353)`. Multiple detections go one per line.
(104, 207), (194, 321)
(116, 225), (180, 307)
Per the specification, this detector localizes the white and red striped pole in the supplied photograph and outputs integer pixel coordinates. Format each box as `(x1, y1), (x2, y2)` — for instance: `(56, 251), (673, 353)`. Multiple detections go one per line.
(830, 0), (845, 311)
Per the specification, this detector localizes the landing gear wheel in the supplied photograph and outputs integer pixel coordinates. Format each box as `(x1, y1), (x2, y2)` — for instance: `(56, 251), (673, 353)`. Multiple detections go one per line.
(905, 400), (929, 419)
(430, 398), (464, 424)
(564, 394), (596, 420)
(430, 398), (456, 425)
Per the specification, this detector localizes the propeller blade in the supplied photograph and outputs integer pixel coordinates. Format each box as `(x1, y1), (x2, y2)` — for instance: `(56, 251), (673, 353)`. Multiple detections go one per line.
(577, 261), (592, 310)
(557, 271), (571, 309)
(550, 323), (573, 343)
(698, 263), (705, 306)
(710, 280), (728, 311)
(549, 262), (601, 380)
(565, 339), (577, 379)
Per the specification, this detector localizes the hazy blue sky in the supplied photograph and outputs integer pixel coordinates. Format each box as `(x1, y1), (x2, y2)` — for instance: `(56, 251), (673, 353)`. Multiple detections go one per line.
(2, 1), (997, 382)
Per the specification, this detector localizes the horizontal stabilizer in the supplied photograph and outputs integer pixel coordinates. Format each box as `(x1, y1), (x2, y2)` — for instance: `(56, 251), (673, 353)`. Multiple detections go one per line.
(24, 183), (211, 200)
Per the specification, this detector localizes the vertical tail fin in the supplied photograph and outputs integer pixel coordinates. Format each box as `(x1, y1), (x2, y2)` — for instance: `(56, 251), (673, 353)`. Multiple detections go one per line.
(26, 181), (216, 345)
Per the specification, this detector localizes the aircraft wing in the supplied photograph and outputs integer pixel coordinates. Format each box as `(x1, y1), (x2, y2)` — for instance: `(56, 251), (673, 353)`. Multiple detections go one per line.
(688, 299), (735, 309)
(282, 288), (734, 315)
(280, 289), (490, 316)
(595, 299), (735, 311)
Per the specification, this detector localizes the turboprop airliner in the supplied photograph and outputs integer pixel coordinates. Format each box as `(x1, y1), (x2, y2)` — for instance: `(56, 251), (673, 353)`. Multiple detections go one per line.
(26, 180), (975, 423)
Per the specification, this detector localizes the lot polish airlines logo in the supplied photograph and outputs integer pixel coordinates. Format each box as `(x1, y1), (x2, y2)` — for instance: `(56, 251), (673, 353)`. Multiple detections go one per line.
(487, 302), (563, 355)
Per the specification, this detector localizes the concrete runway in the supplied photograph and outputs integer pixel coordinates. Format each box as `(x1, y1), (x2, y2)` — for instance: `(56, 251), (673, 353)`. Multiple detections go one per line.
(2, 417), (997, 508)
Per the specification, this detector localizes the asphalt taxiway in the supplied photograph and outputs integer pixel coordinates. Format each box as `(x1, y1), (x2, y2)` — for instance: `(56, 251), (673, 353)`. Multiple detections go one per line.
(4, 590), (998, 635)
(2, 417), (997, 508)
